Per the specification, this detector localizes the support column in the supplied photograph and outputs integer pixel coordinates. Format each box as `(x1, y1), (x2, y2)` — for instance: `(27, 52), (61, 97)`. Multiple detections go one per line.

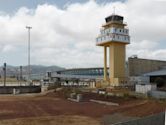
(104, 46), (107, 81)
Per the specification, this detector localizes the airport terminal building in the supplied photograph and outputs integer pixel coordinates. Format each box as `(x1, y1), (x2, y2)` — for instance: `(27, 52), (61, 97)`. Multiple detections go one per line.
(128, 56), (166, 84)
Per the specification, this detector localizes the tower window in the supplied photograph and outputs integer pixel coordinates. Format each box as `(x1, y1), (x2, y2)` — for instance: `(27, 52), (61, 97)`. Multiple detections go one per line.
(105, 29), (107, 33)
(101, 30), (104, 34)
(113, 34), (115, 38)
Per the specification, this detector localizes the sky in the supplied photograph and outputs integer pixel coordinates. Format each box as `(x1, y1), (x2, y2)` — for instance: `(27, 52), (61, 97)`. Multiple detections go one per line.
(0, 0), (166, 68)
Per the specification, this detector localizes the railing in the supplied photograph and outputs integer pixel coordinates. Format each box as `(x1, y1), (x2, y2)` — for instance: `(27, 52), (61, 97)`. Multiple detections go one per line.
(96, 33), (130, 45)
(100, 27), (129, 36)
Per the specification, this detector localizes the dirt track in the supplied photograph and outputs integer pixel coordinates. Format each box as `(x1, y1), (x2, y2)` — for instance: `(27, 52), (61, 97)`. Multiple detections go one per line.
(0, 115), (100, 125)
(0, 92), (165, 125)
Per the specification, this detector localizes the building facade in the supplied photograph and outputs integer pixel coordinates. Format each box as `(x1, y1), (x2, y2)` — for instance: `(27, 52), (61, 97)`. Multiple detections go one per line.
(128, 57), (166, 76)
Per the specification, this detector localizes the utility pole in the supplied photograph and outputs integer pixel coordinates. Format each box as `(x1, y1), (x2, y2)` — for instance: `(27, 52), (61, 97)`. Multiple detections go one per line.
(26, 26), (32, 85)
(3, 63), (6, 86)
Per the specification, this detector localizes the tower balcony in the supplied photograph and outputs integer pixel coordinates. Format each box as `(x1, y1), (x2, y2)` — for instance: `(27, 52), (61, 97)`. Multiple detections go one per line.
(100, 27), (129, 36)
(96, 33), (130, 46)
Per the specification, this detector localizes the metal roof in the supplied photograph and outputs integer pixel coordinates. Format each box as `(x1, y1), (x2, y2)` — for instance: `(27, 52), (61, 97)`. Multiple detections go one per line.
(143, 69), (166, 76)
(52, 74), (103, 80)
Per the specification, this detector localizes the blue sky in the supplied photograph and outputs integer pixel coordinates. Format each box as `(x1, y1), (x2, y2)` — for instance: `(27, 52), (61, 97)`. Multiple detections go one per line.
(0, 0), (86, 13)
(0, 0), (124, 13)
(0, 0), (166, 68)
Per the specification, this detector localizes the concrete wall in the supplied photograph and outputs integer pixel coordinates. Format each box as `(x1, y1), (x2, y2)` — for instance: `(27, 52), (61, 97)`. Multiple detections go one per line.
(0, 86), (41, 94)
(0, 82), (41, 86)
(149, 90), (166, 99)
(135, 84), (156, 94)
(128, 57), (166, 76)
(129, 76), (150, 84)
(113, 112), (165, 125)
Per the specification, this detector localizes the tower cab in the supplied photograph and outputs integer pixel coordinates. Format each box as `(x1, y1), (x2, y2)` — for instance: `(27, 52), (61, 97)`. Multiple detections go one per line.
(96, 15), (130, 46)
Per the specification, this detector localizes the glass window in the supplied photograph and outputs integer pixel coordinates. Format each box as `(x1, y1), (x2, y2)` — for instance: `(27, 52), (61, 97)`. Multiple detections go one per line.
(113, 34), (115, 38)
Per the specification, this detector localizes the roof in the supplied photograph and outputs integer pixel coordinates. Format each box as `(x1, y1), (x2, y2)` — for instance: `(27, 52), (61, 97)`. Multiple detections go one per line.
(128, 57), (166, 63)
(105, 14), (123, 23)
(143, 69), (166, 76)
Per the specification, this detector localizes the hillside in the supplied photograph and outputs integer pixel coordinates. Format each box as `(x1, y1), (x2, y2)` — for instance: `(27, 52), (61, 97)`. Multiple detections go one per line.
(0, 65), (65, 77)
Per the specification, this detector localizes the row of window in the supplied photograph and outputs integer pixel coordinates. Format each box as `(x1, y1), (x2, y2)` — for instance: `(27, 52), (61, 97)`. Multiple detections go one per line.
(100, 28), (128, 35)
(96, 34), (130, 43)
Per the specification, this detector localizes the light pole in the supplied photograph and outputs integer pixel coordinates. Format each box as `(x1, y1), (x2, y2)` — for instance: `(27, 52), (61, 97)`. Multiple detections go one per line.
(26, 26), (32, 85)
(20, 66), (22, 86)
(3, 63), (6, 86)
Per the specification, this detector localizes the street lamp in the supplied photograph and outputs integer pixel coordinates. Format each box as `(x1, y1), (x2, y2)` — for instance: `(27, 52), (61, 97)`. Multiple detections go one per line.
(3, 63), (6, 86)
(26, 26), (32, 85)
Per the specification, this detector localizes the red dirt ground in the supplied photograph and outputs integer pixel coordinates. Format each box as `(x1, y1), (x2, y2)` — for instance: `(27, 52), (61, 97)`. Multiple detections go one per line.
(0, 91), (165, 121)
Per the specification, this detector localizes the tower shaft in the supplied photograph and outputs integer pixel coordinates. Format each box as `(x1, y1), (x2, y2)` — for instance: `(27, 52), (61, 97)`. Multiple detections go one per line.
(104, 46), (108, 81)
(109, 43), (126, 85)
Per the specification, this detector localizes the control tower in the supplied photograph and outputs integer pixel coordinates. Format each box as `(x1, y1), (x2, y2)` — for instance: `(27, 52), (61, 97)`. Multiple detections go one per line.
(96, 14), (130, 86)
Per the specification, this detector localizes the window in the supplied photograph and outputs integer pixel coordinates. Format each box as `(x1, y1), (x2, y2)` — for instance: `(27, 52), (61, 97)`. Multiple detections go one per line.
(101, 30), (104, 34)
(113, 34), (115, 38)
(117, 35), (119, 39)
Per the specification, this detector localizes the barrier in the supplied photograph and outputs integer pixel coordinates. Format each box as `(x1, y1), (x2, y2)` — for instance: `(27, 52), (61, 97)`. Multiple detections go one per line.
(149, 90), (166, 99)
(0, 86), (41, 94)
(113, 112), (165, 125)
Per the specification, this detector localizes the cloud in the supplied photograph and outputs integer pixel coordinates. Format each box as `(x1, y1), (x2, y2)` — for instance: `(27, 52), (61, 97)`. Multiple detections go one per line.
(2, 45), (16, 53)
(0, 0), (165, 67)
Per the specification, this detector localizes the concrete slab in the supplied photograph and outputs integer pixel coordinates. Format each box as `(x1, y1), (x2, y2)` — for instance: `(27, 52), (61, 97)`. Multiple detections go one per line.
(90, 99), (119, 106)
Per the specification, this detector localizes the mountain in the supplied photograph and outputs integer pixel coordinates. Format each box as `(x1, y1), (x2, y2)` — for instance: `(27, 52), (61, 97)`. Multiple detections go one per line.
(0, 65), (65, 77)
